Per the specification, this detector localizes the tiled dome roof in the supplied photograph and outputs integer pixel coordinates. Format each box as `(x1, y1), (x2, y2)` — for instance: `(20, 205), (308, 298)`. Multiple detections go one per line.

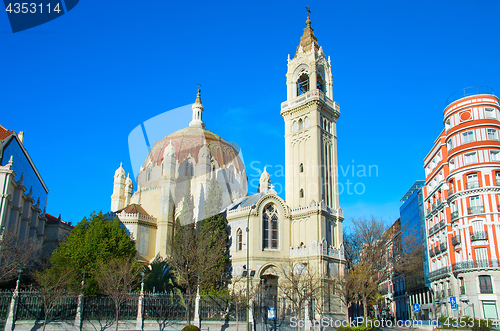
(143, 126), (244, 172)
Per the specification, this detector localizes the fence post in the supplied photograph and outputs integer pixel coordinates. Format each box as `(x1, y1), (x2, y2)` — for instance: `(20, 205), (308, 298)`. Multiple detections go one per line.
(249, 298), (254, 331)
(74, 293), (84, 329)
(136, 274), (145, 330)
(5, 278), (21, 331)
(193, 286), (201, 328)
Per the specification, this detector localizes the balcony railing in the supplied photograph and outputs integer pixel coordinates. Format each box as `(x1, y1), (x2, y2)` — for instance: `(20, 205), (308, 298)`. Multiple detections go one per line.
(471, 231), (488, 241)
(451, 211), (459, 220)
(440, 242), (448, 252)
(429, 249), (435, 257)
(468, 206), (485, 215)
(438, 220), (446, 229)
(445, 86), (495, 106)
(452, 235), (461, 246)
(434, 246), (441, 255)
(428, 225), (435, 235)
(460, 286), (465, 295)
(448, 187), (455, 195)
(466, 181), (480, 189)
(453, 259), (500, 273)
(429, 266), (451, 280)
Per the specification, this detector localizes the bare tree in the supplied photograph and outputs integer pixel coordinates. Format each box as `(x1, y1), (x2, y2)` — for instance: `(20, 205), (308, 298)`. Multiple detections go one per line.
(0, 229), (41, 284)
(93, 257), (141, 331)
(344, 217), (423, 319)
(34, 268), (73, 331)
(276, 260), (327, 321)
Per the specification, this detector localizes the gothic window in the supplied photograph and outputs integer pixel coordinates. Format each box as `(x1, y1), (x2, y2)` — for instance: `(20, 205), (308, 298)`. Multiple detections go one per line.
(304, 116), (310, 128)
(300, 163), (304, 173)
(262, 204), (278, 249)
(237, 228), (243, 251)
(297, 73), (309, 96)
(298, 119), (303, 130)
(300, 189), (304, 198)
(185, 161), (194, 177)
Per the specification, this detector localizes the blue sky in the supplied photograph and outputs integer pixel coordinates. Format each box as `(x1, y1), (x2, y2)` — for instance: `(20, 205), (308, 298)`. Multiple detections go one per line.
(2, 0), (500, 227)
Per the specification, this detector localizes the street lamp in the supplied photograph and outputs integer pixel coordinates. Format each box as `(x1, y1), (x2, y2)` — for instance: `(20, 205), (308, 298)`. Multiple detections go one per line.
(246, 204), (256, 331)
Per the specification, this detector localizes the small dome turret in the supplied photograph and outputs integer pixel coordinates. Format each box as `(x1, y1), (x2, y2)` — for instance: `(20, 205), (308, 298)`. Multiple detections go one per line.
(114, 162), (126, 178)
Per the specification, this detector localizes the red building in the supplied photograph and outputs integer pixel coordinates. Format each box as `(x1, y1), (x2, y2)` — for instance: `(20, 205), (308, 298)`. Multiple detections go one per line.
(424, 87), (500, 319)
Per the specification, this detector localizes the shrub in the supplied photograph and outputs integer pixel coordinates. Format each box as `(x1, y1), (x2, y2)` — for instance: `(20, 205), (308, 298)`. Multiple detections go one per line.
(182, 325), (200, 331)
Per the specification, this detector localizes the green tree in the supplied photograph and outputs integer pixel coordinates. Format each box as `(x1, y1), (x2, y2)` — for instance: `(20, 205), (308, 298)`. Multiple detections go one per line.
(198, 214), (229, 291)
(204, 175), (223, 219)
(49, 211), (136, 294)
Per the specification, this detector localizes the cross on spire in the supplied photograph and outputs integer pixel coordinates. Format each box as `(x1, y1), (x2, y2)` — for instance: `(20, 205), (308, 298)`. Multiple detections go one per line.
(197, 82), (201, 92)
(305, 5), (311, 17)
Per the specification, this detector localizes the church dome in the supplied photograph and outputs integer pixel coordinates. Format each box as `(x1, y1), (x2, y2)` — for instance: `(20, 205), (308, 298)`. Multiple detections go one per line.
(143, 126), (244, 172)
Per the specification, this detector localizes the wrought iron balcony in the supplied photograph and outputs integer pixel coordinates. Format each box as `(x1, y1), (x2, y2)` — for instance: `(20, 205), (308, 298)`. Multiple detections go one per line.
(452, 235), (461, 246)
(466, 181), (480, 189)
(448, 187), (455, 195)
(428, 225), (435, 235)
(453, 259), (500, 273)
(451, 211), (459, 220)
(468, 206), (485, 215)
(434, 246), (441, 255)
(438, 220), (446, 229)
(471, 230), (488, 241)
(440, 242), (448, 252)
(480, 287), (494, 294)
(429, 265), (451, 280)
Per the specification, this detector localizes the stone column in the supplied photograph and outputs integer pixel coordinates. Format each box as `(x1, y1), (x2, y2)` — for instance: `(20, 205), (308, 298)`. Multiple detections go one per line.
(193, 285), (201, 328)
(5, 277), (21, 331)
(74, 293), (84, 329)
(136, 274), (145, 330)
(304, 300), (311, 331)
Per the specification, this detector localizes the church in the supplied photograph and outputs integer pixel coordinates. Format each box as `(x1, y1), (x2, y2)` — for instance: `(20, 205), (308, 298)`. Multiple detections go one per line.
(110, 13), (346, 318)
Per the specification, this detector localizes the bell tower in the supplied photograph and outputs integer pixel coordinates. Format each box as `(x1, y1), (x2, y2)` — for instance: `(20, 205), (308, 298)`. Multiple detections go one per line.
(281, 10), (341, 210)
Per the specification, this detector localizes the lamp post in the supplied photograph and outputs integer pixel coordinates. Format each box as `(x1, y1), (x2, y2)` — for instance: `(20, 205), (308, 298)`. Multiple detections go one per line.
(246, 204), (256, 331)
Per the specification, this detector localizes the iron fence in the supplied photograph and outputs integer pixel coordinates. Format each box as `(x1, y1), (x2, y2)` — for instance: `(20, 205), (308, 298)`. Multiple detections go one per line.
(143, 293), (190, 321)
(0, 289), (12, 329)
(83, 294), (139, 320)
(16, 290), (78, 321)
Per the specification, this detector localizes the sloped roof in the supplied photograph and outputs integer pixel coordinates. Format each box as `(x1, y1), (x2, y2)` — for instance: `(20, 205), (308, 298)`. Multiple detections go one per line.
(117, 203), (150, 216)
(0, 125), (15, 141)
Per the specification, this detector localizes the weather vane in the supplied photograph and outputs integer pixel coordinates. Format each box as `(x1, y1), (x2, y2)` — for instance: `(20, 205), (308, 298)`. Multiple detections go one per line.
(197, 82), (201, 90)
(305, 5), (311, 17)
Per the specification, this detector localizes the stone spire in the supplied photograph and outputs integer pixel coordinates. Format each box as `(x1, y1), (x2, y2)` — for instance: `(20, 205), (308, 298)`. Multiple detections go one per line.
(295, 8), (319, 57)
(189, 84), (205, 128)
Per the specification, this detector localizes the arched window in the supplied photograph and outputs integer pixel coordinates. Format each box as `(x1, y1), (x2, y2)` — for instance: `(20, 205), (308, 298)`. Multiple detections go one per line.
(147, 165), (152, 181)
(237, 228), (243, 251)
(300, 189), (304, 198)
(297, 72), (309, 96)
(299, 119), (304, 130)
(300, 163), (304, 173)
(262, 204), (278, 249)
(317, 75), (324, 92)
(185, 161), (194, 177)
